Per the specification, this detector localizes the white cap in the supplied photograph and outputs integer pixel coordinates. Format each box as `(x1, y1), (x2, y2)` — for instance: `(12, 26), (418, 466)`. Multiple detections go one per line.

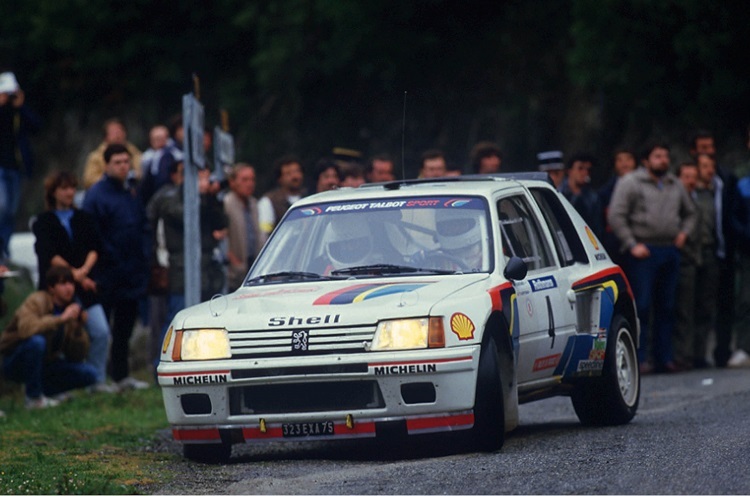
(0, 72), (19, 94)
(537, 150), (564, 171)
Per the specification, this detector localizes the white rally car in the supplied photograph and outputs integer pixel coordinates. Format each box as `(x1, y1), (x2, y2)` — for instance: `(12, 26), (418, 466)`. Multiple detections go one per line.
(157, 173), (640, 462)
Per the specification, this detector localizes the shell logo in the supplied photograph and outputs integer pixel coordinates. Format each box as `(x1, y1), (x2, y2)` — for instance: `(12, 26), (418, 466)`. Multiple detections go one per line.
(450, 312), (475, 340)
(585, 226), (600, 250)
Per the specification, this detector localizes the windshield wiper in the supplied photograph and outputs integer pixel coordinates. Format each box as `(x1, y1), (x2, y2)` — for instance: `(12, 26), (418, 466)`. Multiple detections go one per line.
(245, 271), (330, 284)
(330, 264), (455, 276)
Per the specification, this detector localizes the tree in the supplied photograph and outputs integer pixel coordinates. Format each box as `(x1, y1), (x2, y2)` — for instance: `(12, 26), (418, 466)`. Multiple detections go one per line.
(569, 0), (750, 150)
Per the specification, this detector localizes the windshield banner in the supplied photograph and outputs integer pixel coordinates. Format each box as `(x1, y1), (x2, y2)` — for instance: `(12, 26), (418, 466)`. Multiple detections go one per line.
(288, 196), (485, 220)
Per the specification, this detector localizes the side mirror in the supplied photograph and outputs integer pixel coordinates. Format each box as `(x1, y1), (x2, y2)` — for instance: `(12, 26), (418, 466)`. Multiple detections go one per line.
(503, 256), (528, 281)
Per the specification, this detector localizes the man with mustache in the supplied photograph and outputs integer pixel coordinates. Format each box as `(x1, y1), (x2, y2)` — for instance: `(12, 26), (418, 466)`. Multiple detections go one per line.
(258, 154), (305, 237)
(608, 142), (696, 375)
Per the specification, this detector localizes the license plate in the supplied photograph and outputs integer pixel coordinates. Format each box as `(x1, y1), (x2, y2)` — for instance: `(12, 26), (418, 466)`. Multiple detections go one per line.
(282, 421), (335, 438)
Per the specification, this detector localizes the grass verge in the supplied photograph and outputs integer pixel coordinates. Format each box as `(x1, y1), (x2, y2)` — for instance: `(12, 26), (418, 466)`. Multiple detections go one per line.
(0, 385), (172, 494)
(0, 262), (176, 494)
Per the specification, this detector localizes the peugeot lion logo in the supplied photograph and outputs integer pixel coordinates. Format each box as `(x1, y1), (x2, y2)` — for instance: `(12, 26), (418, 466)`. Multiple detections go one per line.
(292, 330), (309, 352)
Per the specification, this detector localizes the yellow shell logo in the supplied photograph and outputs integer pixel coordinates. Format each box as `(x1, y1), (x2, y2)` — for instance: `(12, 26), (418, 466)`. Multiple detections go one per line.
(450, 312), (475, 340)
(585, 226), (599, 250)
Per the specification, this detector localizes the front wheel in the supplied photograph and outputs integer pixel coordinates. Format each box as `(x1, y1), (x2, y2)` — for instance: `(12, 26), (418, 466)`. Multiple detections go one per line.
(183, 442), (232, 464)
(469, 335), (505, 451)
(571, 314), (640, 426)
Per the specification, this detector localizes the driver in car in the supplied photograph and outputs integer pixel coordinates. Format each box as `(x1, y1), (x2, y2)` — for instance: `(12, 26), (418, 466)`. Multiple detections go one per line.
(431, 209), (485, 271)
(321, 214), (379, 274)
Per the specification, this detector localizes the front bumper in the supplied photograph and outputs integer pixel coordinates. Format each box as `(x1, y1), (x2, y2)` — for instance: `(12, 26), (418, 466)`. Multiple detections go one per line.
(158, 346), (480, 444)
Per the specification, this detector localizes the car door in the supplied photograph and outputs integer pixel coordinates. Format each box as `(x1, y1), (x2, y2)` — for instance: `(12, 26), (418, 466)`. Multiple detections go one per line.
(496, 194), (577, 385)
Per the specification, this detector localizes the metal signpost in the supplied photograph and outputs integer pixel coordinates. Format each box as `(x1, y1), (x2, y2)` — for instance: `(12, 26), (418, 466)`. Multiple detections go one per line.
(182, 82), (204, 307)
(213, 110), (235, 183)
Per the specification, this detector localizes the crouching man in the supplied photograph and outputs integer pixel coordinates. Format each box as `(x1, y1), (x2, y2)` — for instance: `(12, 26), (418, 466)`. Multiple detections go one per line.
(0, 266), (97, 409)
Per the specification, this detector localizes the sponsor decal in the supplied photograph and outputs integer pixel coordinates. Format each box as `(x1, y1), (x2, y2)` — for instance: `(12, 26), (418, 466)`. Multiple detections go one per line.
(589, 348), (605, 361)
(577, 359), (604, 372)
(370, 356), (471, 376)
(585, 226), (600, 250)
(533, 353), (561, 372)
(233, 286), (320, 300)
(292, 329), (309, 352)
(268, 314), (341, 327)
(526, 299), (533, 317)
(450, 312), (475, 340)
(487, 283), (518, 340)
(487, 282), (513, 312)
(573, 266), (633, 301)
(530, 275), (557, 292)
(325, 198), (476, 212)
(300, 207), (323, 216)
(286, 196), (484, 221)
(313, 282), (432, 305)
(172, 373), (229, 385)
(325, 202), (380, 212)
(374, 363), (438, 375)
(405, 199), (440, 207)
(589, 332), (606, 360)
(444, 198), (472, 207)
(323, 199), (455, 213)
(595, 253), (607, 261)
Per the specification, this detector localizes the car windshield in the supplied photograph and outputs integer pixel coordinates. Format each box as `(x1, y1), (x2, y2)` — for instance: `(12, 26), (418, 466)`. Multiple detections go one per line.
(246, 195), (493, 284)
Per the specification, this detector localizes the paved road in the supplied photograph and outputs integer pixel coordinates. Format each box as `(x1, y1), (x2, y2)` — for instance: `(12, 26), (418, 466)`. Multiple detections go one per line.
(146, 367), (750, 495)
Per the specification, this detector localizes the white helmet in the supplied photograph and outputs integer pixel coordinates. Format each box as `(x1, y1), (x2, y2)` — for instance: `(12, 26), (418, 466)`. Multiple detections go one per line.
(324, 215), (373, 266)
(435, 208), (482, 251)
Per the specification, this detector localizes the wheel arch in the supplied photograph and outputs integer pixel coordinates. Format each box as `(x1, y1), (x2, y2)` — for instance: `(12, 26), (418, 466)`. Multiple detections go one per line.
(482, 310), (519, 432)
(613, 294), (639, 346)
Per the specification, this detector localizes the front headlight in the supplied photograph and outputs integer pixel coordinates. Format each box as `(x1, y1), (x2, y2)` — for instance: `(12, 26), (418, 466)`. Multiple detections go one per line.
(177, 328), (231, 360)
(370, 317), (445, 351)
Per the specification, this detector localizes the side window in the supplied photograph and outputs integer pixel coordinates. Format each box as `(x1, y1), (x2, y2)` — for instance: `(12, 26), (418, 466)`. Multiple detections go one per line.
(497, 195), (554, 271)
(530, 187), (589, 265)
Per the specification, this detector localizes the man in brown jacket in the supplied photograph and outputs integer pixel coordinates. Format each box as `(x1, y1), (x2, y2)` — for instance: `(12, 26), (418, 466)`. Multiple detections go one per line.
(0, 266), (97, 409)
(223, 163), (265, 291)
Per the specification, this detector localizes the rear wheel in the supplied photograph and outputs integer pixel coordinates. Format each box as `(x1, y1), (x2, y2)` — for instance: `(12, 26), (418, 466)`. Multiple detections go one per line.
(183, 442), (232, 464)
(470, 335), (505, 451)
(571, 314), (639, 425)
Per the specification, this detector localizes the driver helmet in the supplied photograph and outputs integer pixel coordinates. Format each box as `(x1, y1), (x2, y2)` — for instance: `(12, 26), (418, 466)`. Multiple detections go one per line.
(435, 208), (482, 252)
(324, 214), (373, 267)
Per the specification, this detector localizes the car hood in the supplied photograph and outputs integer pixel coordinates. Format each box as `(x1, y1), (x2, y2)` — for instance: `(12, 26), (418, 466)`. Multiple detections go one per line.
(174, 274), (490, 330)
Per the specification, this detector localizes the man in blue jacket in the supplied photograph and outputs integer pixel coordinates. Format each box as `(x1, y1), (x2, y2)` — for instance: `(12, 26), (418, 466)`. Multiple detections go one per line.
(0, 72), (41, 258)
(559, 152), (604, 239)
(82, 144), (149, 390)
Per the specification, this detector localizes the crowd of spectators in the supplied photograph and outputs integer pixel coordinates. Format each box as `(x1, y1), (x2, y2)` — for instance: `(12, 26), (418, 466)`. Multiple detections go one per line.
(1, 81), (749, 411)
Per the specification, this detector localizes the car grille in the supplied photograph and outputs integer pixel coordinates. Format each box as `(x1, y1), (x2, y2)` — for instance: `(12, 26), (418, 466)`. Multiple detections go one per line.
(228, 325), (376, 359)
(231, 363), (368, 379)
(229, 380), (385, 414)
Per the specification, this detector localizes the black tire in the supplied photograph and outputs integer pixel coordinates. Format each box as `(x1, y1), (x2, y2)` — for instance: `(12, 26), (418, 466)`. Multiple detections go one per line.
(183, 442), (232, 464)
(470, 335), (505, 452)
(571, 314), (640, 426)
